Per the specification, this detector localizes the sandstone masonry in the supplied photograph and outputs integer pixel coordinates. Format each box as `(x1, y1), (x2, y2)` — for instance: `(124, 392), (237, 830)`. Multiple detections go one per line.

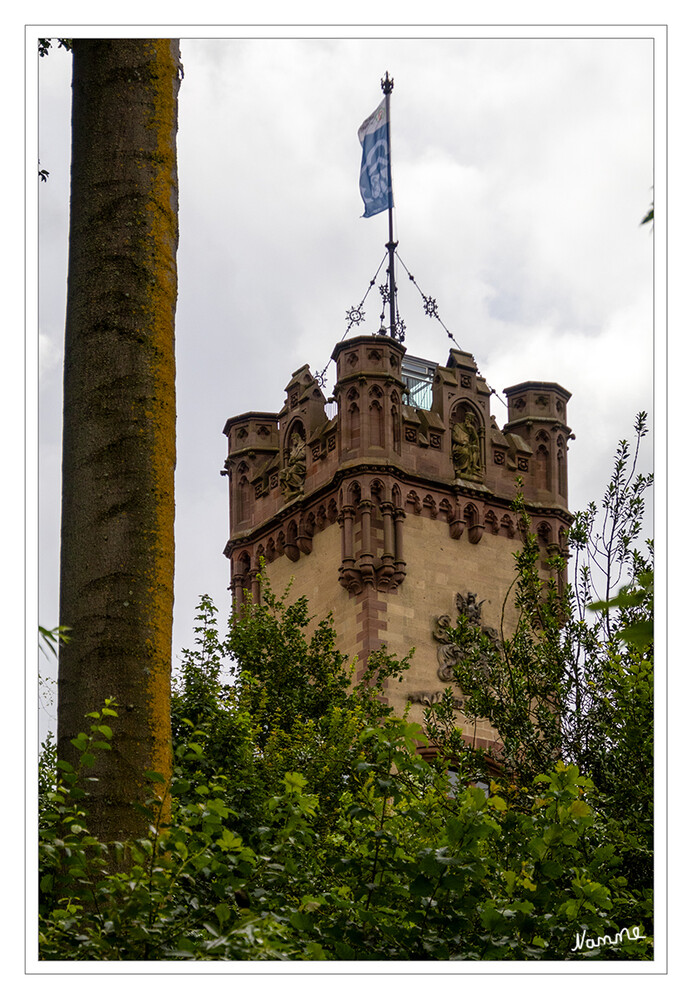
(222, 335), (572, 752)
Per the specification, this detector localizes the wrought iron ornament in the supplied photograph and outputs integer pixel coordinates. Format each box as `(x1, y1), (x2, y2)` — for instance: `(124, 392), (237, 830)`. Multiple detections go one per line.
(346, 305), (366, 327)
(422, 295), (438, 318)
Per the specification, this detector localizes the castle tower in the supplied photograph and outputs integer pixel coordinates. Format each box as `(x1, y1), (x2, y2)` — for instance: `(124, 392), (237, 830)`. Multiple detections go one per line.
(222, 335), (572, 756)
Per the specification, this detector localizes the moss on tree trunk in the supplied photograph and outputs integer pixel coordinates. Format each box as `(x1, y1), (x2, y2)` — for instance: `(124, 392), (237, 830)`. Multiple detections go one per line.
(58, 39), (180, 842)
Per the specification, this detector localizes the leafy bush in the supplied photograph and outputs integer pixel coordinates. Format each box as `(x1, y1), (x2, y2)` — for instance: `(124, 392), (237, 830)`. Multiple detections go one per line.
(39, 594), (652, 960)
(440, 415), (653, 904)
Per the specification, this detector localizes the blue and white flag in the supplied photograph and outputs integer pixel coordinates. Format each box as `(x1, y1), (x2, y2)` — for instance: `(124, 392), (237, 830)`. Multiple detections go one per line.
(358, 99), (391, 218)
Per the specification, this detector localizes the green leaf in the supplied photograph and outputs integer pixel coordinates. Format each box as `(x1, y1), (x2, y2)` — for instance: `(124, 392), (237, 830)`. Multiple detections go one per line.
(538, 859), (563, 880)
(214, 902), (231, 926)
(445, 815), (465, 845)
(528, 837), (548, 860)
(409, 874), (435, 897)
(615, 621), (653, 651)
(480, 904), (505, 931)
(304, 941), (328, 960)
(487, 794), (508, 811)
(441, 872), (469, 894)
(543, 824), (564, 846)
(289, 910), (314, 931)
(144, 770), (165, 783)
(218, 828), (243, 852)
(283, 771), (308, 792)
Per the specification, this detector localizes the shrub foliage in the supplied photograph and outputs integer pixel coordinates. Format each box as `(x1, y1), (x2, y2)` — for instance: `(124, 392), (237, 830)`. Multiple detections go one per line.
(39, 418), (653, 961)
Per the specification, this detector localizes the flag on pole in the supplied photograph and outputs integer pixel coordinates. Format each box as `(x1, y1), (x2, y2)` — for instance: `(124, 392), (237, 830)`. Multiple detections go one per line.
(358, 98), (391, 218)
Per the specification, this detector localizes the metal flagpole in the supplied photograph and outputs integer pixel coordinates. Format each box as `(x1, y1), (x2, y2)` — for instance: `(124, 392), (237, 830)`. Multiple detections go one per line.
(381, 71), (398, 340)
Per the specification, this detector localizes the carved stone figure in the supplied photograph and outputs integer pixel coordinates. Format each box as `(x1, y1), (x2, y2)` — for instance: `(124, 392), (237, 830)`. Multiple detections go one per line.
(456, 591), (484, 626)
(452, 413), (481, 479)
(279, 432), (306, 500)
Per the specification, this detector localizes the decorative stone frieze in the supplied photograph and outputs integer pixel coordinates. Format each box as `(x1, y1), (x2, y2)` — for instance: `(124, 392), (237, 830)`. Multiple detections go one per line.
(223, 338), (571, 596)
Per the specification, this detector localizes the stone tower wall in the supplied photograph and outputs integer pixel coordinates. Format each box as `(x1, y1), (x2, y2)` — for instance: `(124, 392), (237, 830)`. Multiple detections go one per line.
(222, 335), (573, 754)
(264, 514), (523, 750)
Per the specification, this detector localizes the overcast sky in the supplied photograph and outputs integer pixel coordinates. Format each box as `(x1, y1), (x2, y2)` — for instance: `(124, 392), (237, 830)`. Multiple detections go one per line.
(37, 29), (657, 739)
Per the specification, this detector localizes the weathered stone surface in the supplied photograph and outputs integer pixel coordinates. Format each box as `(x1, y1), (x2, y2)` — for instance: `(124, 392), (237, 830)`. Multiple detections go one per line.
(222, 335), (572, 752)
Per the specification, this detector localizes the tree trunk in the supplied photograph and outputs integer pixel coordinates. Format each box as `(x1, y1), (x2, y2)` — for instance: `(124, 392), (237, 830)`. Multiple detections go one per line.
(58, 39), (180, 842)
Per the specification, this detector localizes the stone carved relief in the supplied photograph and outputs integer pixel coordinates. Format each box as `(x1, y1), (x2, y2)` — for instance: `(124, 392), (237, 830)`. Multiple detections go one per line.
(485, 510), (499, 535)
(432, 591), (501, 682)
(500, 513), (516, 538)
(279, 431), (306, 500)
(408, 689), (465, 710)
(537, 521), (552, 545)
(439, 498), (453, 522)
(406, 490), (423, 514)
(423, 494), (437, 518)
(433, 614), (462, 682)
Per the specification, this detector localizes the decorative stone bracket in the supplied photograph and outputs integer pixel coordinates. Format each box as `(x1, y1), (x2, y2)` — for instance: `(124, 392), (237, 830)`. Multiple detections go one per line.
(284, 512), (314, 562)
(338, 500), (406, 594)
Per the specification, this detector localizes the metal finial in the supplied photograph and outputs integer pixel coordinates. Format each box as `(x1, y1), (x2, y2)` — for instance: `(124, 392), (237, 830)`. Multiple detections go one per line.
(381, 71), (394, 95)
